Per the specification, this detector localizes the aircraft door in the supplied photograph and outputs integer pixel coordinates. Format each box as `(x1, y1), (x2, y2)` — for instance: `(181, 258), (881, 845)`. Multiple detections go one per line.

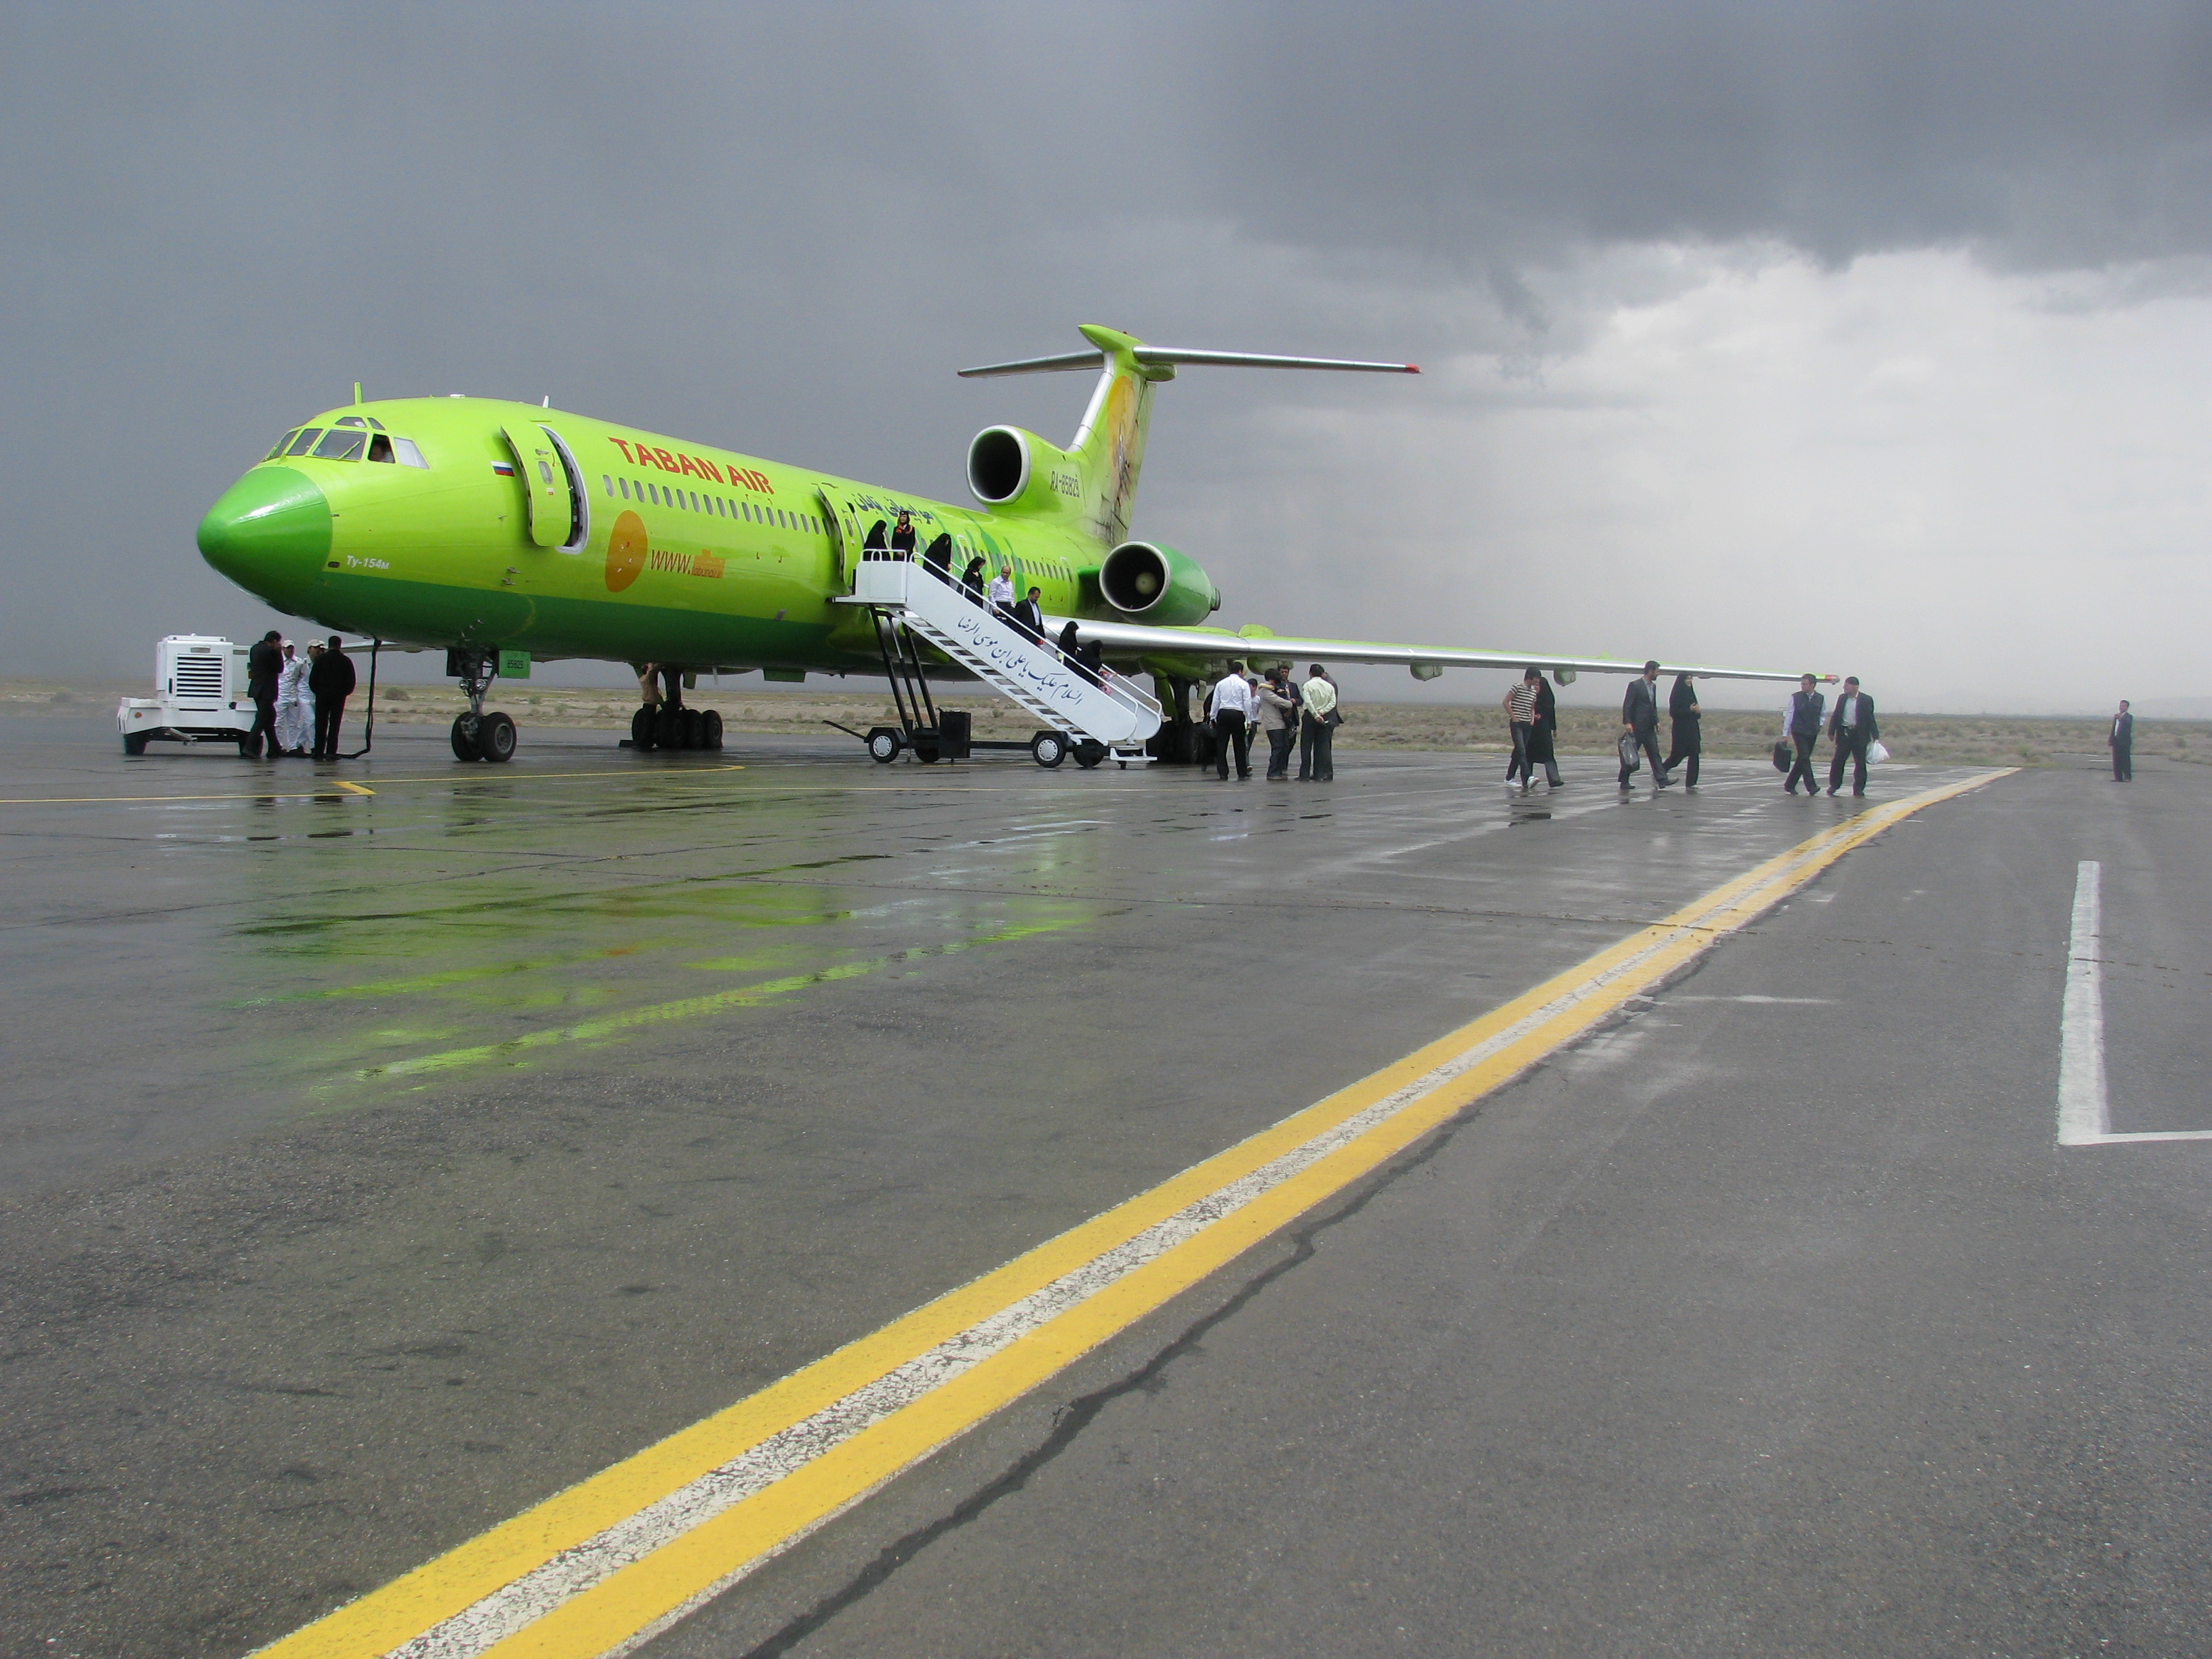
(817, 486), (863, 590)
(502, 422), (573, 549)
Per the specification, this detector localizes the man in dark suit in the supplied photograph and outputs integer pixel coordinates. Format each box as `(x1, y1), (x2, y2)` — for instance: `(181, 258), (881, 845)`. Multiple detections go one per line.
(1618, 660), (1667, 787)
(245, 630), (283, 759)
(1010, 586), (1046, 642)
(2110, 700), (2133, 781)
(1783, 674), (1825, 796)
(1826, 676), (1879, 796)
(308, 635), (356, 759)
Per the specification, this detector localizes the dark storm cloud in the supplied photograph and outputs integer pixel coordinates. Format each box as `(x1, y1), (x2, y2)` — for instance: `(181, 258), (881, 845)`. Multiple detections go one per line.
(3, 1), (2208, 676)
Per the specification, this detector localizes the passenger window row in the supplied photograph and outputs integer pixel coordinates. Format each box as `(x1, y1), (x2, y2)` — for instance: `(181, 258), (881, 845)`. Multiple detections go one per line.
(602, 474), (823, 537)
(268, 426), (428, 467)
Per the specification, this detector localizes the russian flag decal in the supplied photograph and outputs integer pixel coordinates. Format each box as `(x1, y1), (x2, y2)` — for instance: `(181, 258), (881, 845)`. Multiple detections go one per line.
(491, 460), (515, 476)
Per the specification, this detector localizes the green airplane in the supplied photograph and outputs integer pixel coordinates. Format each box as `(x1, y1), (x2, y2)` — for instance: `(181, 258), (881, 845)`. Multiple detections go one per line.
(197, 323), (1820, 764)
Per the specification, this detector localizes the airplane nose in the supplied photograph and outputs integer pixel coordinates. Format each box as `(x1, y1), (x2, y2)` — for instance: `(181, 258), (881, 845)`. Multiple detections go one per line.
(197, 466), (331, 606)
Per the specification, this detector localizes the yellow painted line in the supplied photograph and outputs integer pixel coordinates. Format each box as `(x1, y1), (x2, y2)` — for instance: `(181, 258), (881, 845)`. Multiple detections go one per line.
(251, 771), (2010, 1659)
(0, 766), (744, 806)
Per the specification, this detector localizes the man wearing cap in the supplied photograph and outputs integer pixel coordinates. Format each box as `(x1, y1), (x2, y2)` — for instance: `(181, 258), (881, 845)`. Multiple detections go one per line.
(1825, 676), (1879, 796)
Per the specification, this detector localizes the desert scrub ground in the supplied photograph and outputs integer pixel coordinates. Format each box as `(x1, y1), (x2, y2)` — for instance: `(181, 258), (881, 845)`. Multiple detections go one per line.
(14, 678), (2190, 769)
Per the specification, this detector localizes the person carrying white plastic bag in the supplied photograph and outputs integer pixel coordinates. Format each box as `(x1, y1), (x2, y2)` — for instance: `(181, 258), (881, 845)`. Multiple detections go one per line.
(1824, 676), (1880, 796)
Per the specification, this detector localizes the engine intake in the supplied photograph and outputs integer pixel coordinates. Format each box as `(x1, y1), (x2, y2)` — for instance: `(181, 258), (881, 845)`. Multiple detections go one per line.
(1099, 541), (1221, 626)
(967, 427), (1031, 505)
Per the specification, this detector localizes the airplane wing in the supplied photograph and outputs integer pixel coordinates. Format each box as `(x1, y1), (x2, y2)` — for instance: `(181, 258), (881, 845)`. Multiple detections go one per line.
(1051, 616), (1828, 686)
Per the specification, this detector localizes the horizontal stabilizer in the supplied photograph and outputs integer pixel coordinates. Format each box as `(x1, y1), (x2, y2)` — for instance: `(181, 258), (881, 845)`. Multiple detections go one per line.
(959, 347), (1419, 378)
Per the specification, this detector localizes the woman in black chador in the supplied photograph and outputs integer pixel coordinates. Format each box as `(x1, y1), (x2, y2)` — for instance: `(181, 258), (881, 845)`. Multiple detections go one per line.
(1664, 672), (1702, 788)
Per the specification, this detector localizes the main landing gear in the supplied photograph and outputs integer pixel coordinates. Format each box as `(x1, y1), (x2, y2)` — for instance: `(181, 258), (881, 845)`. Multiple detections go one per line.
(622, 661), (724, 753)
(447, 650), (516, 763)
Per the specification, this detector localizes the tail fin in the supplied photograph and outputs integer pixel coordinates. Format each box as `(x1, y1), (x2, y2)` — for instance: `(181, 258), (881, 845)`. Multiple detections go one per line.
(958, 325), (1416, 549)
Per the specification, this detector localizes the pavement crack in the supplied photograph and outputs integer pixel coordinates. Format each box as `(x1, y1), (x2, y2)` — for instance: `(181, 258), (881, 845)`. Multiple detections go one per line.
(735, 1099), (1473, 1659)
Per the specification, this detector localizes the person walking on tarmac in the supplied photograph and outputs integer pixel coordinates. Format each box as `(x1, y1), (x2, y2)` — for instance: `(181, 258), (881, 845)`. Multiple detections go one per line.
(1298, 664), (1339, 781)
(1529, 671), (1565, 787)
(1619, 661), (1668, 788)
(274, 640), (312, 756)
(1825, 676), (1878, 796)
(1664, 672), (1702, 788)
(245, 630), (283, 760)
(2110, 699), (2134, 781)
(1782, 674), (1826, 796)
(1207, 660), (1257, 779)
(308, 635), (356, 760)
(1502, 667), (1541, 793)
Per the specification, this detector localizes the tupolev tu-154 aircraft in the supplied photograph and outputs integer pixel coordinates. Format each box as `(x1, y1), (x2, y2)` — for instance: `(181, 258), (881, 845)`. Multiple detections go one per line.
(197, 323), (1824, 764)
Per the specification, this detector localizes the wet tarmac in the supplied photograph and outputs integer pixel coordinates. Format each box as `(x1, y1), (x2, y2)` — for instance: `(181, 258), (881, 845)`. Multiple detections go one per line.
(2, 718), (2205, 1657)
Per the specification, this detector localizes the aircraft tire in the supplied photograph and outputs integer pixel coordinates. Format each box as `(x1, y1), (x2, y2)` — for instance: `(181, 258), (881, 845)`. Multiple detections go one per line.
(478, 712), (517, 763)
(656, 707), (684, 751)
(1073, 739), (1107, 769)
(701, 709), (723, 750)
(681, 708), (705, 750)
(451, 714), (482, 762)
(630, 706), (656, 751)
(123, 734), (150, 756)
(1030, 731), (1068, 769)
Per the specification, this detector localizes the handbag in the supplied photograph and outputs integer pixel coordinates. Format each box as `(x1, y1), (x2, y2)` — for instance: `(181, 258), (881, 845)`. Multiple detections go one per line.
(1617, 731), (1641, 773)
(1771, 740), (1793, 773)
(1866, 739), (1890, 765)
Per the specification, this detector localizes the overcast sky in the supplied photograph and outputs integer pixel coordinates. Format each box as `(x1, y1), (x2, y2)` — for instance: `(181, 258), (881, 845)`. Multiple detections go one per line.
(7, 1), (2211, 711)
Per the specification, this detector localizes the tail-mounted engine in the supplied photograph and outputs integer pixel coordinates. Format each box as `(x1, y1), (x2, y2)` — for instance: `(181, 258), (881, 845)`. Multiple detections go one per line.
(1099, 541), (1221, 626)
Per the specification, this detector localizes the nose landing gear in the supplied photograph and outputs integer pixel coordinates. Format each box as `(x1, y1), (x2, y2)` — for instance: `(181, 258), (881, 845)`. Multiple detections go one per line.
(448, 649), (516, 762)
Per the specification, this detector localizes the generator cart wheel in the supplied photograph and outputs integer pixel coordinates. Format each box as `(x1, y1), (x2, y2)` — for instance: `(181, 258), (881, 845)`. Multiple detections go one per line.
(1030, 731), (1069, 769)
(123, 734), (150, 756)
(701, 709), (724, 750)
(1073, 739), (1107, 769)
(630, 706), (657, 750)
(478, 712), (518, 763)
(867, 728), (903, 764)
(451, 714), (482, 762)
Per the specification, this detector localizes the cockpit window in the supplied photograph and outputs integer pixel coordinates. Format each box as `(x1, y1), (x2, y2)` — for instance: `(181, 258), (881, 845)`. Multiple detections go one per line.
(367, 433), (394, 463)
(335, 416), (363, 428)
(285, 428), (324, 456)
(266, 430), (300, 460)
(392, 437), (428, 468)
(312, 428), (367, 460)
(331, 415), (388, 431)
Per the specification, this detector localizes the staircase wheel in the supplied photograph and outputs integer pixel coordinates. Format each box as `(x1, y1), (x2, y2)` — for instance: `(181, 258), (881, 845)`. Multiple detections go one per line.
(1030, 731), (1068, 769)
(1073, 739), (1107, 769)
(701, 709), (723, 750)
(681, 708), (705, 750)
(867, 729), (903, 764)
(630, 706), (657, 750)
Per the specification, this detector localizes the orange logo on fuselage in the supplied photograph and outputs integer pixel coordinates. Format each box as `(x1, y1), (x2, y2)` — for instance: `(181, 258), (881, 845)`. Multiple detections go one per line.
(606, 510), (647, 591)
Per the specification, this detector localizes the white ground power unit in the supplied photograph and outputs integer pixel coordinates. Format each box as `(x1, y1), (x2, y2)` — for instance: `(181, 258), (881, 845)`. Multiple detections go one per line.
(117, 635), (258, 755)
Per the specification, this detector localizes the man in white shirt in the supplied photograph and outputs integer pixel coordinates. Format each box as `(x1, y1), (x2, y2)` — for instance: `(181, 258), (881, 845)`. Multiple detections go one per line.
(1298, 664), (1338, 781)
(1206, 660), (1258, 779)
(985, 562), (1015, 613)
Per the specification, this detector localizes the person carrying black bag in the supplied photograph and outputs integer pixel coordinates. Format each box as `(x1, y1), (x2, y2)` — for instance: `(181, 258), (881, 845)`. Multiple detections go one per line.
(245, 630), (283, 760)
(1782, 674), (1825, 796)
(308, 634), (356, 760)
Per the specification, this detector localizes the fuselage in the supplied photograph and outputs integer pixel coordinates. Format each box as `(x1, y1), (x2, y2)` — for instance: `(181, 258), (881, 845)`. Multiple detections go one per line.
(197, 396), (1108, 674)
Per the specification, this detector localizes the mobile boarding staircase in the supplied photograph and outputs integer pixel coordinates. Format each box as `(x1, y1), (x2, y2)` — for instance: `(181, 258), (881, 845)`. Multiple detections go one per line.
(834, 551), (1163, 768)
